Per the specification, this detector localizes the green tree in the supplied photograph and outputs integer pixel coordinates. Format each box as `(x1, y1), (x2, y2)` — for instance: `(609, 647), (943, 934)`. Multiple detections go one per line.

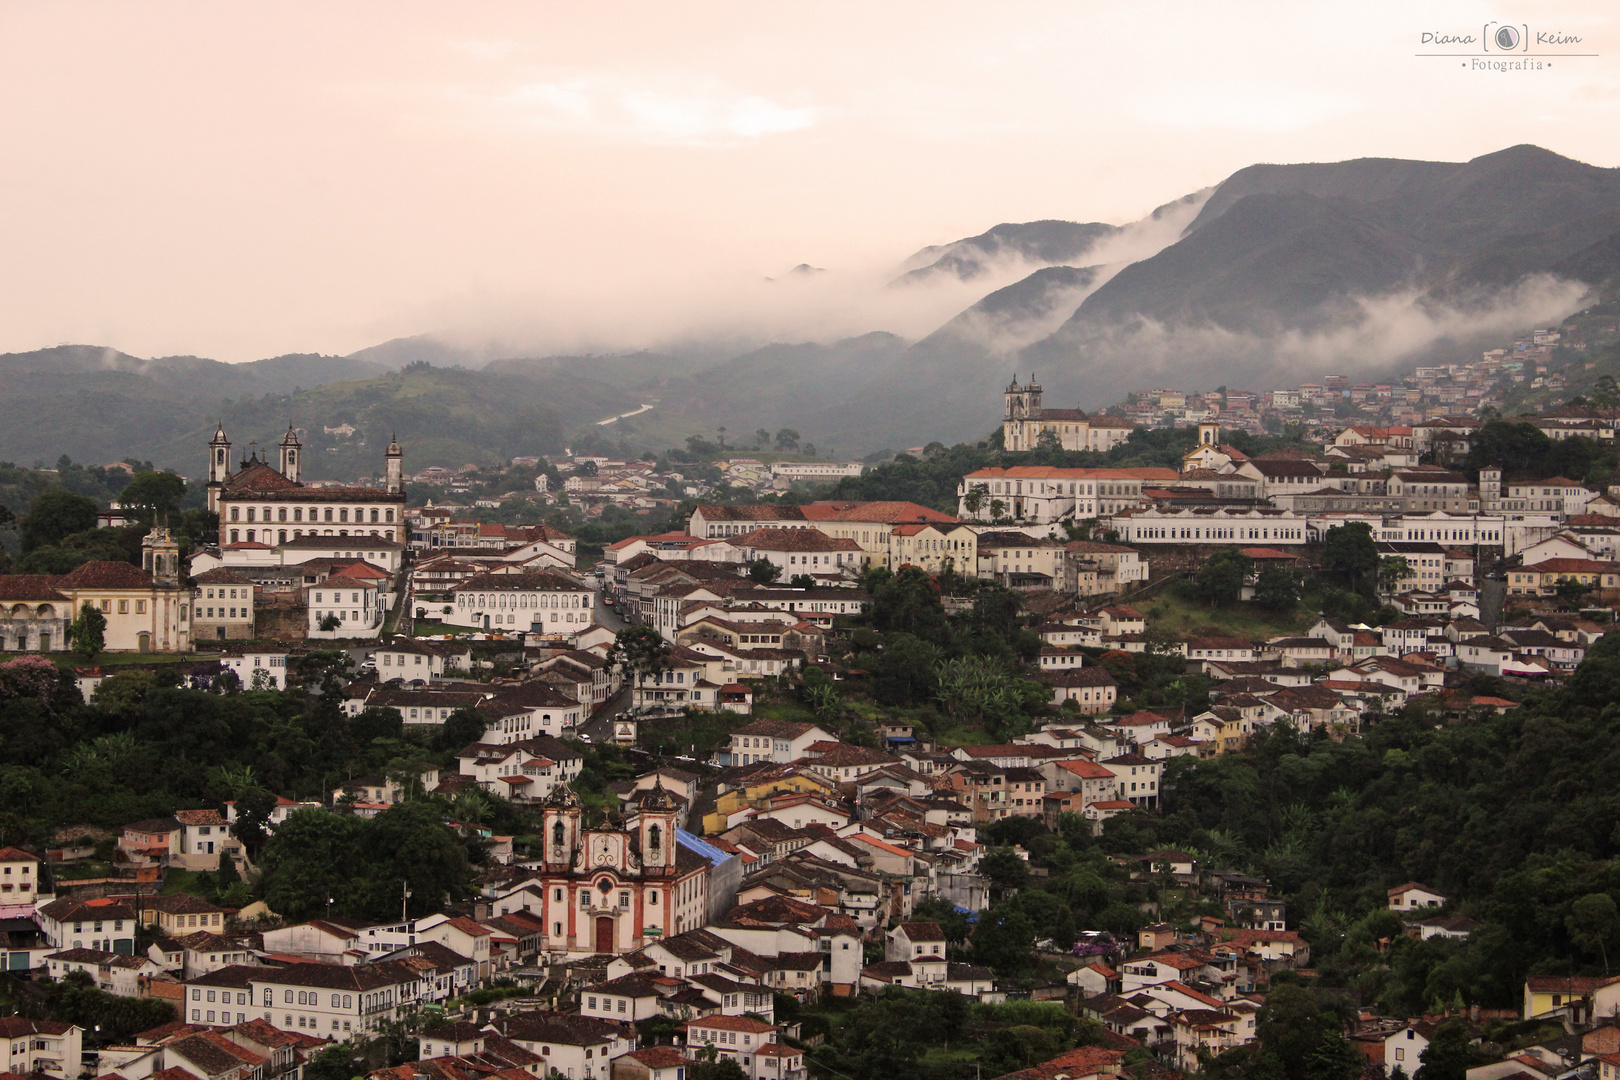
(258, 808), (370, 920)
(119, 470), (186, 520)
(963, 483), (988, 516)
(435, 707), (488, 753)
(774, 428), (801, 452)
(1567, 892), (1619, 973)
(689, 1059), (749, 1080)
(1555, 576), (1593, 609)
(802, 675), (841, 722)
(1196, 547), (1253, 606)
(980, 848), (1030, 898)
(303, 1046), (360, 1080)
(971, 908), (1036, 979)
(1323, 522), (1379, 594)
(1256, 984), (1328, 1078)
(18, 489), (99, 552)
(69, 601), (107, 660)
(1254, 565), (1302, 611)
(746, 558), (782, 584)
(787, 573), (816, 589)
(214, 847), (242, 896)
(870, 565), (950, 644)
(979, 1026), (1062, 1077)
(1415, 1020), (1489, 1080)
(608, 625), (673, 687)
(1379, 556), (1413, 591)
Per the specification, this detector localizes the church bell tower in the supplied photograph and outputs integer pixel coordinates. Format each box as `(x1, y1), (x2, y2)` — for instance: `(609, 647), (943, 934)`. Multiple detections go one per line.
(634, 782), (680, 875)
(279, 424), (302, 483)
(142, 523), (181, 587)
(206, 422), (232, 514)
(385, 433), (404, 495)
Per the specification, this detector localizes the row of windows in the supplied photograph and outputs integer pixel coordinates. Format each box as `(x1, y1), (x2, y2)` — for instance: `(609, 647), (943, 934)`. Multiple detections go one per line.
(456, 592), (586, 608)
(229, 505), (395, 524)
(230, 528), (396, 546)
(93, 598), (146, 614)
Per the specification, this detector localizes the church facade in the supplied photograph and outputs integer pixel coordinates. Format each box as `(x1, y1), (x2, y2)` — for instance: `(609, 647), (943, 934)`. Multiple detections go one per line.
(207, 424), (407, 546)
(0, 525), (192, 653)
(497, 786), (710, 957)
(1002, 375), (1135, 453)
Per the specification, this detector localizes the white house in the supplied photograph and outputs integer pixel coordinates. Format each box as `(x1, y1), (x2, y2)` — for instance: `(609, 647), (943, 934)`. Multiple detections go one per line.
(451, 570), (593, 634)
(305, 574), (384, 639)
(0, 1018), (81, 1076)
(1388, 882), (1446, 912)
(219, 648), (291, 690)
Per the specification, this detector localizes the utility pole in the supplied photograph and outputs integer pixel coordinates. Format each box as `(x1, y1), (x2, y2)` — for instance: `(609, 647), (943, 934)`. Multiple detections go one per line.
(401, 880), (413, 923)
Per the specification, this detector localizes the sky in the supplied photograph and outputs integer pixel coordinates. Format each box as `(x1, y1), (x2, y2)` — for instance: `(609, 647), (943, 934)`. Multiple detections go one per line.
(0, 0), (1617, 363)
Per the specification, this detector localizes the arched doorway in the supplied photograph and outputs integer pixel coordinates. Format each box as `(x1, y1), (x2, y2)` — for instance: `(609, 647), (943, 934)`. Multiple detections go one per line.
(595, 916), (614, 954)
(136, 632), (151, 653)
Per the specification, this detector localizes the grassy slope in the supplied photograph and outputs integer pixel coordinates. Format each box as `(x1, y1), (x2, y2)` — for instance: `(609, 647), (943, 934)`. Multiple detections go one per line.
(1135, 591), (1315, 642)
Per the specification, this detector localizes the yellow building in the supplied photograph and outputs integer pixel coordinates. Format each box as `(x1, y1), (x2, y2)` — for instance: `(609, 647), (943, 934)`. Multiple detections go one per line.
(0, 524), (192, 654)
(701, 768), (837, 834)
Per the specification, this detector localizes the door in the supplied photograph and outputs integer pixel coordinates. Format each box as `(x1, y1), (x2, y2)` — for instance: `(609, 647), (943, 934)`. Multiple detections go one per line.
(483, 614), (491, 630)
(595, 916), (614, 954)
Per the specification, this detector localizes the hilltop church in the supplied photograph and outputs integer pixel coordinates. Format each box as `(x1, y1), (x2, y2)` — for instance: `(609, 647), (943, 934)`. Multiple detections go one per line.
(1002, 374), (1135, 453)
(206, 423), (407, 546)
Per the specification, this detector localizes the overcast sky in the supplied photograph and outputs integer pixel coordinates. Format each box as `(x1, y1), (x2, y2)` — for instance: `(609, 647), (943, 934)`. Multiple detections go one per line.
(1, 0), (1616, 362)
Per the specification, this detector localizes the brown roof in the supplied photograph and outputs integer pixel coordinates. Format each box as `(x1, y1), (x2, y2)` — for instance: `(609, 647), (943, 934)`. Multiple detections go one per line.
(0, 1018), (74, 1038)
(0, 575), (71, 601)
(453, 571), (589, 593)
(56, 561), (155, 589)
(729, 528), (862, 552)
(174, 808), (227, 827)
(694, 505), (810, 523)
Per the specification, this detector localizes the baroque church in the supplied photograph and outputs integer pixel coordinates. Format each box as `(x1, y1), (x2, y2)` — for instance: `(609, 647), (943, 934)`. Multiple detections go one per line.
(1002, 374), (1136, 453)
(207, 423), (407, 546)
(494, 784), (712, 956)
(0, 524), (192, 654)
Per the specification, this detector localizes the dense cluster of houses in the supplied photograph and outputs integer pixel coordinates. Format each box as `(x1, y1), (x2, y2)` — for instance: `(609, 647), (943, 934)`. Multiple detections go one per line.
(1092, 325), (1575, 436)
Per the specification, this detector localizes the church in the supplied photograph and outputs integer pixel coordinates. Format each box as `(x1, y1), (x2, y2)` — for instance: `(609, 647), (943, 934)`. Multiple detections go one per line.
(0, 524), (192, 653)
(491, 785), (712, 956)
(207, 424), (407, 547)
(1002, 374), (1136, 453)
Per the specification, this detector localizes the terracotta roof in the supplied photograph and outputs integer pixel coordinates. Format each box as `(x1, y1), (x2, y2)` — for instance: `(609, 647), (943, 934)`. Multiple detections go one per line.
(56, 561), (154, 589)
(800, 500), (959, 524)
(452, 571), (589, 593)
(0, 575), (71, 601)
(728, 528), (862, 552)
(694, 505), (810, 522)
(625, 1046), (687, 1069)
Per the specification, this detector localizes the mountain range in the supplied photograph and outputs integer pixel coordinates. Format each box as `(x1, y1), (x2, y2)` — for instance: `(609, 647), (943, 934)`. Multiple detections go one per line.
(4, 144), (1620, 472)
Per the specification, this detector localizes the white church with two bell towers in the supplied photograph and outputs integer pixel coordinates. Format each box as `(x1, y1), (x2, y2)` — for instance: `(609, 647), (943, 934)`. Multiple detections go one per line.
(497, 784), (711, 956)
(205, 423), (407, 547)
(1002, 374), (1136, 453)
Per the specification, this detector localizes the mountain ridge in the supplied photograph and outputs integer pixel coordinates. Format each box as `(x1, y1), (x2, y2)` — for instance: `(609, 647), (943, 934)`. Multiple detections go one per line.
(2, 145), (1618, 462)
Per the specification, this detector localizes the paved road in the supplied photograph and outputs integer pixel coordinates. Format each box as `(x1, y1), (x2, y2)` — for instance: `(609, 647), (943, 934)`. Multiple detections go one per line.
(592, 580), (629, 633)
(573, 576), (632, 743)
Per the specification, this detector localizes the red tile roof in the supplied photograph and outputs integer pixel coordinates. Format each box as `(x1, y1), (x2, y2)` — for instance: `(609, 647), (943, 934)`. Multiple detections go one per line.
(56, 561), (154, 589)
